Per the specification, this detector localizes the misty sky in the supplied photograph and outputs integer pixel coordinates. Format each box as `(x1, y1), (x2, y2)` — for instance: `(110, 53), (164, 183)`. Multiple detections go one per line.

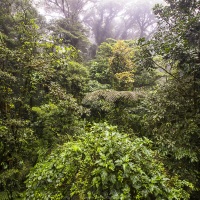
(34, 0), (165, 20)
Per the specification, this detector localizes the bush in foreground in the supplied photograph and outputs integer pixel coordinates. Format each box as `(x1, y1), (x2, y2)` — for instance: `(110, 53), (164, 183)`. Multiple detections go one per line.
(25, 123), (192, 199)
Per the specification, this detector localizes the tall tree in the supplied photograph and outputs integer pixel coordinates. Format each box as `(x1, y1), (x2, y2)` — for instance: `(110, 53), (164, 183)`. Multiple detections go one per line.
(83, 0), (161, 45)
(0, 1), (88, 196)
(118, 0), (158, 39)
(89, 39), (159, 91)
(139, 0), (200, 198)
(0, 0), (43, 48)
(83, 0), (122, 45)
(44, 0), (93, 52)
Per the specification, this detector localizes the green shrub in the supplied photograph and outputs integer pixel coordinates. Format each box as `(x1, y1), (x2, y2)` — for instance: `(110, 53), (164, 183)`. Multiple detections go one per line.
(25, 123), (192, 199)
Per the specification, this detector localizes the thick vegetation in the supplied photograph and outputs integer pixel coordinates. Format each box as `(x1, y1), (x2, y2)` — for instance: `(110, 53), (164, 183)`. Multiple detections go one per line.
(0, 0), (199, 199)
(25, 123), (191, 200)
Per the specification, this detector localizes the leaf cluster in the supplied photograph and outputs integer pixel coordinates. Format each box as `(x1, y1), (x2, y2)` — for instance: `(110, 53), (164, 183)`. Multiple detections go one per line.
(25, 123), (192, 200)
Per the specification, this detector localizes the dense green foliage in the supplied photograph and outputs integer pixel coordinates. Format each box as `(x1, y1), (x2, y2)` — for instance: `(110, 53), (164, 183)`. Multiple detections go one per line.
(89, 39), (159, 91)
(0, 0), (199, 199)
(142, 1), (200, 197)
(25, 123), (192, 200)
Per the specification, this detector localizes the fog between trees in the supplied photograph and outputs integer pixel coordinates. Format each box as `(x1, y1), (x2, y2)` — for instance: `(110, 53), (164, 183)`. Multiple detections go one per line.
(0, 0), (199, 199)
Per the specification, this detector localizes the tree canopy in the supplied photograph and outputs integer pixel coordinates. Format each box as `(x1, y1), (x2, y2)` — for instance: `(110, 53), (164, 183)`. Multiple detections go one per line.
(0, 0), (200, 199)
